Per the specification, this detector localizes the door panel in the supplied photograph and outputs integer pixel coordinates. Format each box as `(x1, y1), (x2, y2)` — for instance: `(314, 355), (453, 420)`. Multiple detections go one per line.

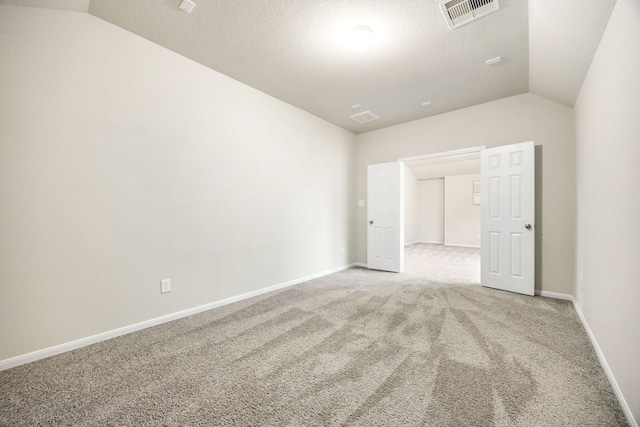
(367, 162), (404, 272)
(481, 141), (535, 295)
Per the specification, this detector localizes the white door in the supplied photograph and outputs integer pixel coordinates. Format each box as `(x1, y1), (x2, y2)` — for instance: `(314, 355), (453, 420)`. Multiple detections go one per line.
(367, 162), (404, 272)
(481, 141), (535, 296)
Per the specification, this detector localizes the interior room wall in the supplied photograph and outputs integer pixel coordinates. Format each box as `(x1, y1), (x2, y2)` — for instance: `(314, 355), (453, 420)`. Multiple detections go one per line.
(418, 179), (444, 244)
(403, 166), (420, 245)
(443, 174), (481, 247)
(0, 6), (356, 362)
(356, 92), (575, 294)
(574, 0), (640, 422)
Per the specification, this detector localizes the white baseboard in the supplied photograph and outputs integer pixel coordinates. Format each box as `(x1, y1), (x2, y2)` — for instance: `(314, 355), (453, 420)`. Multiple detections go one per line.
(444, 243), (481, 249)
(532, 289), (635, 426)
(404, 241), (444, 246)
(572, 301), (637, 427)
(4, 270), (636, 427)
(534, 290), (574, 301)
(0, 263), (358, 372)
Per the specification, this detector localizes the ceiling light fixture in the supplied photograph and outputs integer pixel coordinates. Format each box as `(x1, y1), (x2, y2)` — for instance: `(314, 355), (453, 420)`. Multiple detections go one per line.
(348, 25), (376, 52)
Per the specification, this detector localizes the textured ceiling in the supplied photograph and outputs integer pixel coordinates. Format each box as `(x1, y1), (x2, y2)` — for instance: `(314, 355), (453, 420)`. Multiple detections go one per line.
(88, 0), (529, 134)
(5, 0), (616, 134)
(528, 0), (617, 107)
(0, 0), (89, 11)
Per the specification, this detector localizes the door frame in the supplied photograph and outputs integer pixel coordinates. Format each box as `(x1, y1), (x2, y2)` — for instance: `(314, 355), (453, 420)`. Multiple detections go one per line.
(398, 146), (487, 164)
(367, 161), (405, 273)
(370, 143), (538, 284)
(480, 141), (535, 295)
(391, 144), (536, 295)
(364, 146), (486, 273)
(397, 145), (486, 269)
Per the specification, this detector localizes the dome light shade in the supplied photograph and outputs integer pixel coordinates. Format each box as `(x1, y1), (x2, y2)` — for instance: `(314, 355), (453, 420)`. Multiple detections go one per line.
(348, 25), (375, 52)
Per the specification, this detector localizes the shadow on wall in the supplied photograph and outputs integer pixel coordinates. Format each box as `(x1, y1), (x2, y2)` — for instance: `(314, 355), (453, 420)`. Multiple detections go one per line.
(535, 145), (543, 292)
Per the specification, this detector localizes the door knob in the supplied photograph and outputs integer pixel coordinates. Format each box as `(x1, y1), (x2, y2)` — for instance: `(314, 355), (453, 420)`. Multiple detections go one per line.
(525, 224), (532, 230)
(369, 220), (374, 225)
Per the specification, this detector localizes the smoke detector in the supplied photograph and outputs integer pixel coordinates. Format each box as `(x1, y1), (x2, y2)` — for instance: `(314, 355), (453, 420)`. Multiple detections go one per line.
(350, 111), (379, 124)
(440, 0), (499, 29)
(179, 0), (196, 13)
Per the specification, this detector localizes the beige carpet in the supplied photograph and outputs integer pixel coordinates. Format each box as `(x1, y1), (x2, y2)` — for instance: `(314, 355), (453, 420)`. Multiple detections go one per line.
(404, 243), (480, 284)
(0, 268), (628, 426)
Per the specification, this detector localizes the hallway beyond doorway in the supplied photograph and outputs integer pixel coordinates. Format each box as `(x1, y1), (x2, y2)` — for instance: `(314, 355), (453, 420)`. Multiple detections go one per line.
(404, 243), (480, 284)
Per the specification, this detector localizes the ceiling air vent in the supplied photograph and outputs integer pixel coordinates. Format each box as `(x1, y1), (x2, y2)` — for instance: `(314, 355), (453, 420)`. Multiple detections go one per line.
(440, 0), (499, 30)
(350, 111), (380, 124)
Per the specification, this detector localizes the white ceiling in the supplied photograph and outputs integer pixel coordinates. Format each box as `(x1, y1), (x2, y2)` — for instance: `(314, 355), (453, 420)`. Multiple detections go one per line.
(529, 0), (617, 106)
(0, 0), (89, 12)
(4, 0), (617, 134)
(87, 0), (528, 134)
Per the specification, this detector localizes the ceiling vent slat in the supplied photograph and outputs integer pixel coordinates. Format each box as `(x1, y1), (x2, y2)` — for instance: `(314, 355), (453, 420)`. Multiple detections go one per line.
(440, 0), (499, 30)
(350, 111), (380, 124)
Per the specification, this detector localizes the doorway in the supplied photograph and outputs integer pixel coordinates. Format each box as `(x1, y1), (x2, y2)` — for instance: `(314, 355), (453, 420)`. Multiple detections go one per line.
(366, 142), (536, 296)
(402, 148), (482, 284)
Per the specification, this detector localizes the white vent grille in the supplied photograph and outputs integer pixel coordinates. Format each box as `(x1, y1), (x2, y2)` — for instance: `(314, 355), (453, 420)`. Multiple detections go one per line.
(440, 0), (499, 30)
(350, 111), (379, 124)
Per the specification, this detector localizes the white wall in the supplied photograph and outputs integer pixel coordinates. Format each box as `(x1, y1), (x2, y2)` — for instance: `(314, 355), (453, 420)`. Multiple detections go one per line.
(403, 166), (420, 245)
(444, 174), (480, 247)
(0, 6), (356, 361)
(410, 159), (479, 180)
(574, 0), (640, 422)
(418, 179), (444, 244)
(356, 93), (575, 294)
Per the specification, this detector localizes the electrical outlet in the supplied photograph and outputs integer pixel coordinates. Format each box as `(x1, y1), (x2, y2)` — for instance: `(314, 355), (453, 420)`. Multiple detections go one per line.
(340, 247), (345, 255)
(161, 279), (171, 294)
(580, 277), (584, 292)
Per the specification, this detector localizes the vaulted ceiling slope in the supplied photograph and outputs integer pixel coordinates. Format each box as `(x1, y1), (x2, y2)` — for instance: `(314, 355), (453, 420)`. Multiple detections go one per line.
(529, 0), (616, 107)
(3, 0), (616, 134)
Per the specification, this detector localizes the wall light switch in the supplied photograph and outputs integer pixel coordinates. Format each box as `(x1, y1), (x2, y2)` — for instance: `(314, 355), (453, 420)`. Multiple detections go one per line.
(161, 279), (171, 294)
(358, 200), (365, 207)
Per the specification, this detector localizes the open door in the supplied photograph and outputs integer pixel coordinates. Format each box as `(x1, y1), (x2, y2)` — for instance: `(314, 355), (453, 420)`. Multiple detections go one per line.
(481, 141), (535, 296)
(367, 162), (404, 272)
